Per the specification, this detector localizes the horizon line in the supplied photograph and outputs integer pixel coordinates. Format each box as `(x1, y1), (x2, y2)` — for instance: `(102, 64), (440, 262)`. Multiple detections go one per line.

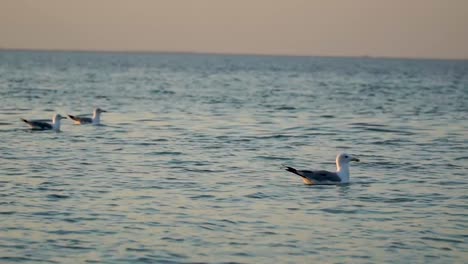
(0, 47), (467, 61)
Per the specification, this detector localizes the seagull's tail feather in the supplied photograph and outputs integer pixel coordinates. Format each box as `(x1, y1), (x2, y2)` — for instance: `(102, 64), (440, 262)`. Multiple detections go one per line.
(68, 115), (77, 121)
(285, 166), (306, 178)
(20, 118), (29, 124)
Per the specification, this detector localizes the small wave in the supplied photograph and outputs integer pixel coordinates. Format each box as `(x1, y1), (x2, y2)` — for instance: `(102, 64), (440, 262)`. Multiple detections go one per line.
(360, 127), (415, 135)
(251, 134), (298, 140)
(151, 89), (175, 95)
(161, 236), (184, 242)
(420, 236), (464, 244)
(245, 192), (268, 199)
(190, 194), (215, 199)
(255, 155), (292, 161)
(0, 256), (56, 263)
(221, 219), (237, 224)
(321, 208), (358, 214)
(185, 168), (223, 173)
(126, 247), (151, 252)
(47, 194), (70, 199)
(275, 106), (296, 110)
(349, 122), (387, 127)
(0, 211), (15, 215)
(371, 139), (413, 145)
(149, 151), (183, 155)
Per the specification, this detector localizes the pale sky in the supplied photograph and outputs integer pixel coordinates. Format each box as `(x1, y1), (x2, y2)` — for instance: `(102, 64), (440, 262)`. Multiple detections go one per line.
(1, 0), (468, 59)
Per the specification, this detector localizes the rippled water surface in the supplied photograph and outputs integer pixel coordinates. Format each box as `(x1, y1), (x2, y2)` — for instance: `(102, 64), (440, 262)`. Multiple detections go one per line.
(0, 51), (467, 263)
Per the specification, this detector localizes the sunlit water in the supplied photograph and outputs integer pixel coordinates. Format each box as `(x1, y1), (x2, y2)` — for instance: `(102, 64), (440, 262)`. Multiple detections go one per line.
(0, 51), (467, 263)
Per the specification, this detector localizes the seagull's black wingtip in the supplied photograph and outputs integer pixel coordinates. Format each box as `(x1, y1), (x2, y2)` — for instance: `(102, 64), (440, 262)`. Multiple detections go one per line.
(285, 166), (298, 174)
(285, 166), (309, 179)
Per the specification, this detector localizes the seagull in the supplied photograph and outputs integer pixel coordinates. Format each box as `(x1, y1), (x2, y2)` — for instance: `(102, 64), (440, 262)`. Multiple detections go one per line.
(21, 113), (66, 131)
(285, 153), (360, 185)
(68, 108), (107, 125)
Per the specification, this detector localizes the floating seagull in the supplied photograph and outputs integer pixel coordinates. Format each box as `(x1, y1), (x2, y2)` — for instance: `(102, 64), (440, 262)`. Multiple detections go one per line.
(68, 108), (107, 125)
(21, 113), (66, 131)
(285, 153), (360, 185)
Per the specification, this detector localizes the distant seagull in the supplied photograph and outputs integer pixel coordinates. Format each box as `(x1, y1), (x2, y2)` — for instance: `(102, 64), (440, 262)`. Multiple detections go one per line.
(68, 108), (107, 125)
(21, 113), (66, 131)
(285, 153), (360, 185)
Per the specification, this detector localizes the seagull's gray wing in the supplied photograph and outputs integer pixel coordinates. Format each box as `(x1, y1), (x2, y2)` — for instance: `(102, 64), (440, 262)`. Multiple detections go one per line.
(68, 115), (92, 124)
(21, 118), (53, 130)
(285, 167), (341, 182)
(31, 119), (51, 122)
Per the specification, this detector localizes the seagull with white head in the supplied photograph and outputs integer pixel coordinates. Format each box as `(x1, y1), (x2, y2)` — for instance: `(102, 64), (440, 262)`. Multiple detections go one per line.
(68, 108), (107, 125)
(285, 153), (360, 185)
(21, 113), (66, 131)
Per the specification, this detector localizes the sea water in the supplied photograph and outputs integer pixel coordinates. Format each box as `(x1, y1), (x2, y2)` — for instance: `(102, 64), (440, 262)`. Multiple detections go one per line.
(0, 51), (467, 263)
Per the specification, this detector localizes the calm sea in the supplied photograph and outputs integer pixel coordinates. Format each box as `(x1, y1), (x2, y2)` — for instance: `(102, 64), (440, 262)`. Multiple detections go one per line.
(0, 51), (467, 263)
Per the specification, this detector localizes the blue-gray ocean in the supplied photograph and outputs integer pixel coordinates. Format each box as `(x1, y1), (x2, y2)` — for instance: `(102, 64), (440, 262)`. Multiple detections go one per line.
(0, 51), (467, 263)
